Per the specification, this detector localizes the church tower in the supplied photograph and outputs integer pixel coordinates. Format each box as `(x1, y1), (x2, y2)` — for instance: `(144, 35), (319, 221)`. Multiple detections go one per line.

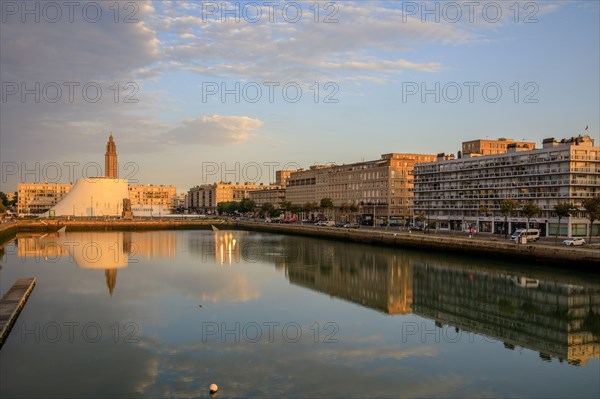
(105, 133), (118, 178)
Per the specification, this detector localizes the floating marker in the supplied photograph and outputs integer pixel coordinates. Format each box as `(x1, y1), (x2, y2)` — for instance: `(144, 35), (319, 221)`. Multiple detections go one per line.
(210, 384), (218, 394)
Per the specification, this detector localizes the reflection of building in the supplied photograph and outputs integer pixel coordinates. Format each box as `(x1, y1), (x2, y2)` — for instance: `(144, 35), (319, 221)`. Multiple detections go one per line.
(17, 231), (178, 296)
(414, 135), (600, 236)
(412, 262), (600, 366)
(285, 153), (436, 222)
(285, 239), (413, 315)
(17, 183), (72, 214)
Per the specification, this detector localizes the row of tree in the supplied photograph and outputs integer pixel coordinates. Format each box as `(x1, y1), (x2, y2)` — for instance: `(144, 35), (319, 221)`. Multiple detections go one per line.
(216, 197), (362, 220)
(499, 197), (600, 244)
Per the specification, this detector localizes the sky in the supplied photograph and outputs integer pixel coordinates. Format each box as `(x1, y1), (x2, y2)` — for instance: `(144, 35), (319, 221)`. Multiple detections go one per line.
(1, 0), (599, 193)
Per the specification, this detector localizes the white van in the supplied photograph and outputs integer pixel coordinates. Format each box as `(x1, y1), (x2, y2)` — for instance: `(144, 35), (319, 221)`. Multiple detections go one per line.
(510, 228), (540, 242)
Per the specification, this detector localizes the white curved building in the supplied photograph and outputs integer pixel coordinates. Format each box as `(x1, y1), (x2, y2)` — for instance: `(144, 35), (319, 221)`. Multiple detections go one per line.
(46, 177), (129, 217)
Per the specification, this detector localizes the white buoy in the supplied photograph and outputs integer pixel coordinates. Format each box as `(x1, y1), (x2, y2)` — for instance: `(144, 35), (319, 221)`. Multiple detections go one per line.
(210, 384), (218, 394)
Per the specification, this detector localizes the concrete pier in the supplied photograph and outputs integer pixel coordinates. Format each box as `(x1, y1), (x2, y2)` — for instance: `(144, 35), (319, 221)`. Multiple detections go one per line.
(0, 277), (36, 348)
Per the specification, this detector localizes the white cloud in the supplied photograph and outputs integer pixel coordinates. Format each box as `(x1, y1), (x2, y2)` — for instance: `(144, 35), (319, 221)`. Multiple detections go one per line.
(166, 115), (263, 146)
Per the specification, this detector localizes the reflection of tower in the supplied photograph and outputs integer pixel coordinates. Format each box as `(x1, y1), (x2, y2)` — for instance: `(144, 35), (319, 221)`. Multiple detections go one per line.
(105, 268), (118, 296)
(105, 133), (118, 178)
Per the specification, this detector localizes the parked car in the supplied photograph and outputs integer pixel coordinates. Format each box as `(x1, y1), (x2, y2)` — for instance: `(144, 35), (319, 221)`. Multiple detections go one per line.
(348, 223), (360, 229)
(562, 237), (586, 246)
(510, 229), (540, 242)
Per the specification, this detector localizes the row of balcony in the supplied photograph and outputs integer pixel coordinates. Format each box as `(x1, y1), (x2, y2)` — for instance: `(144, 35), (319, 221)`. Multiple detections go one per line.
(414, 168), (599, 182)
(414, 180), (596, 193)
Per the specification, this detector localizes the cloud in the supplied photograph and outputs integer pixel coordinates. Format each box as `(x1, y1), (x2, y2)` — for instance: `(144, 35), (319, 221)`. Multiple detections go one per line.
(166, 115), (263, 146)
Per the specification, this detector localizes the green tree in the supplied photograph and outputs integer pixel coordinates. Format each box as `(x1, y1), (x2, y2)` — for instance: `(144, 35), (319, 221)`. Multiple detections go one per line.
(217, 201), (239, 215)
(339, 203), (350, 221)
(500, 198), (519, 239)
(522, 201), (541, 230)
(320, 197), (334, 220)
(415, 212), (426, 227)
(553, 202), (576, 244)
(0, 202), (5, 214)
(239, 198), (256, 213)
(303, 201), (318, 220)
(260, 202), (275, 218)
(581, 196), (600, 245)
(280, 201), (293, 212)
(0, 192), (9, 207)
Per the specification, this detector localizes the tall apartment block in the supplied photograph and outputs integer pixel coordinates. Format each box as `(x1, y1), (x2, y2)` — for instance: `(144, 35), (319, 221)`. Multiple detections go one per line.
(413, 135), (599, 237)
(286, 153), (436, 223)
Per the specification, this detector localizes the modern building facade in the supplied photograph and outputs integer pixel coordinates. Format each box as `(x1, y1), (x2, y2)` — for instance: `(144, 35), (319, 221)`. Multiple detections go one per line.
(285, 153), (436, 224)
(413, 135), (599, 237)
(462, 138), (536, 156)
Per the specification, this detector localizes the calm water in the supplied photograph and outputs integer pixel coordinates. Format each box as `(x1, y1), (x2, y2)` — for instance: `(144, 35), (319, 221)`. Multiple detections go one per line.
(0, 230), (598, 398)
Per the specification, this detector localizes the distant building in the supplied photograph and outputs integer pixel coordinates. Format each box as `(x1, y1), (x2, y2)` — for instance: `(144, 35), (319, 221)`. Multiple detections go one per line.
(187, 182), (267, 213)
(413, 135), (599, 237)
(248, 186), (286, 208)
(128, 185), (177, 210)
(462, 138), (536, 156)
(18, 134), (178, 216)
(285, 153), (437, 223)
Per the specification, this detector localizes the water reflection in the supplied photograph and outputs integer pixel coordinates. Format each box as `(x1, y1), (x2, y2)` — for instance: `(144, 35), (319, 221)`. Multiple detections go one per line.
(10, 230), (600, 367)
(16, 231), (177, 296)
(281, 237), (600, 367)
(412, 262), (600, 366)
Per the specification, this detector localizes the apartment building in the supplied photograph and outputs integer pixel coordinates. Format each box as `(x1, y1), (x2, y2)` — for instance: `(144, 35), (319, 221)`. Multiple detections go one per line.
(248, 186), (286, 208)
(286, 153), (436, 224)
(128, 185), (177, 209)
(187, 182), (267, 213)
(17, 182), (72, 214)
(462, 138), (536, 156)
(413, 135), (599, 237)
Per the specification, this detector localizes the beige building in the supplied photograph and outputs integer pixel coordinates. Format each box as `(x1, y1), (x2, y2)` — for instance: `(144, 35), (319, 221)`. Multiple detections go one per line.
(187, 182), (267, 213)
(275, 170), (294, 186)
(248, 186), (286, 208)
(414, 135), (599, 236)
(462, 138), (536, 156)
(286, 153), (436, 224)
(17, 182), (72, 214)
(128, 185), (177, 209)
